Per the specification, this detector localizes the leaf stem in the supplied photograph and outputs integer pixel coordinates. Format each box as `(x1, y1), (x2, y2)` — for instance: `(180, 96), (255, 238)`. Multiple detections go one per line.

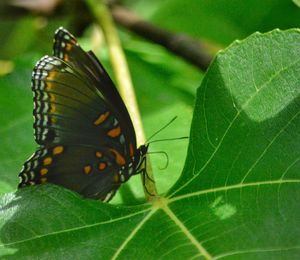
(85, 0), (158, 201)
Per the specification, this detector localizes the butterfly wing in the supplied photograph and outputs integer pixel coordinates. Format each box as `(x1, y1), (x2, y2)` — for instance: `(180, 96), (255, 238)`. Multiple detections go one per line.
(20, 145), (122, 201)
(33, 28), (136, 152)
(19, 28), (139, 200)
(53, 27), (137, 150)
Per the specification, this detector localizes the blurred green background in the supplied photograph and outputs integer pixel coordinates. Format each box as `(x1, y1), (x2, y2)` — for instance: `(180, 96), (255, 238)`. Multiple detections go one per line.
(0, 0), (299, 202)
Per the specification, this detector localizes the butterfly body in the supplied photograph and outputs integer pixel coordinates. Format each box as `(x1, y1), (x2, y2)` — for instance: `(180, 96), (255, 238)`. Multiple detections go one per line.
(19, 27), (147, 201)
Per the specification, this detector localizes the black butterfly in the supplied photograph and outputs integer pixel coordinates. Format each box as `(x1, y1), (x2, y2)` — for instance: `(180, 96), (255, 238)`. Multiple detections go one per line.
(18, 27), (148, 202)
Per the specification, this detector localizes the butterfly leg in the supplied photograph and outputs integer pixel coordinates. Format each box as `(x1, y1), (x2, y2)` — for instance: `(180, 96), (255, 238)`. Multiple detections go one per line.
(138, 157), (156, 196)
(138, 156), (155, 182)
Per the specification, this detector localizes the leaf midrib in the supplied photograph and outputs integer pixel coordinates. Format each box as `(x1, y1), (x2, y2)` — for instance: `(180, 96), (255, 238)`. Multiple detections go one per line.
(112, 197), (213, 260)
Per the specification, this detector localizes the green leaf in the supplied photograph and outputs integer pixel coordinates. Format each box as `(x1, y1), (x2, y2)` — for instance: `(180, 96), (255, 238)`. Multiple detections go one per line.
(1, 29), (300, 259)
(292, 0), (300, 8)
(0, 60), (34, 195)
(148, 0), (300, 45)
(0, 185), (150, 258)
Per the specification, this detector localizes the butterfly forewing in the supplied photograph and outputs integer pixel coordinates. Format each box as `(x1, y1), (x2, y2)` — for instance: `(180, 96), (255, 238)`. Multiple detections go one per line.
(53, 27), (137, 151)
(19, 27), (148, 201)
(32, 55), (129, 150)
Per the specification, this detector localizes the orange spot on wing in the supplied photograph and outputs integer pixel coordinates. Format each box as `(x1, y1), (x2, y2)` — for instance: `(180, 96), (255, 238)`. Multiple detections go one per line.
(47, 71), (56, 80)
(65, 43), (72, 51)
(50, 105), (56, 113)
(113, 174), (120, 183)
(40, 168), (48, 175)
(98, 162), (107, 170)
(94, 111), (110, 125)
(43, 157), (52, 166)
(40, 177), (47, 183)
(95, 151), (102, 158)
(84, 165), (92, 174)
(49, 93), (55, 102)
(53, 146), (64, 155)
(109, 148), (126, 165)
(129, 143), (134, 157)
(46, 82), (53, 91)
(107, 126), (121, 138)
(63, 54), (69, 62)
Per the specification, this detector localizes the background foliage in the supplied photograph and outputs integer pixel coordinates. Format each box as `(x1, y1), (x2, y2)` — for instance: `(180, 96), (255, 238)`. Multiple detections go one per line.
(0, 0), (299, 259)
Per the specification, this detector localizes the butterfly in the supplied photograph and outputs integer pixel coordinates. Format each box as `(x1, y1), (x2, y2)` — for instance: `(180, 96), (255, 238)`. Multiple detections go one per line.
(18, 27), (148, 202)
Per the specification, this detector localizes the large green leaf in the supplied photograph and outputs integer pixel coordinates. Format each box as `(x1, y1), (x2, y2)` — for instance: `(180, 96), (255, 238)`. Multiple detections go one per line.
(1, 29), (300, 259)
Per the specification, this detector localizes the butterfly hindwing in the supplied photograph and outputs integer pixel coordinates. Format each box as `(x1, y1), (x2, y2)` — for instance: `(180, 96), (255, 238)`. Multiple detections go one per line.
(19, 144), (123, 200)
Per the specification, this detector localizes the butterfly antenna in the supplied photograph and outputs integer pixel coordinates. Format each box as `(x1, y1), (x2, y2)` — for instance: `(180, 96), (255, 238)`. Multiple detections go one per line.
(148, 136), (189, 145)
(146, 116), (178, 143)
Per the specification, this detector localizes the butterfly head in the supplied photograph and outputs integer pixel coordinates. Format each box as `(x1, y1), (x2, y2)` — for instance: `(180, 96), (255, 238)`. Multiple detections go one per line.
(123, 144), (149, 179)
(138, 144), (149, 158)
